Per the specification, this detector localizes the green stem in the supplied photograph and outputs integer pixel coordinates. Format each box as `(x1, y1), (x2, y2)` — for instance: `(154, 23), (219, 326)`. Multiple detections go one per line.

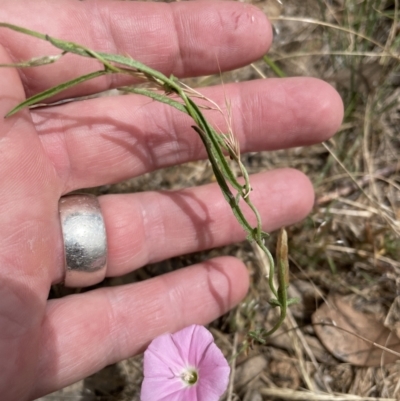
(263, 55), (286, 78)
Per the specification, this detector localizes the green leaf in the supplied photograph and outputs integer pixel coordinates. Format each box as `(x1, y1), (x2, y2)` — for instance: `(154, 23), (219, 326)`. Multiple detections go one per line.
(287, 297), (300, 306)
(268, 298), (282, 308)
(5, 70), (110, 117)
(121, 87), (188, 115)
(0, 54), (63, 68)
(0, 22), (47, 41)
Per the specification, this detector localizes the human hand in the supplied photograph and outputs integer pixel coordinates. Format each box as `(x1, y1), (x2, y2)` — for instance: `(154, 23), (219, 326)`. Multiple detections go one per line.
(0, 1), (343, 399)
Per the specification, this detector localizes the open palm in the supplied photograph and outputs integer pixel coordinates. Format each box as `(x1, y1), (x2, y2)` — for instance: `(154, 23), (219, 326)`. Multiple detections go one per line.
(0, 1), (343, 400)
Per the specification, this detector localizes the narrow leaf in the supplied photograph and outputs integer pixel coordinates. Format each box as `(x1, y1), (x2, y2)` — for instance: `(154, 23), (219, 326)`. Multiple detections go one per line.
(276, 227), (289, 287)
(121, 87), (188, 114)
(0, 54), (63, 68)
(0, 22), (47, 41)
(5, 70), (110, 117)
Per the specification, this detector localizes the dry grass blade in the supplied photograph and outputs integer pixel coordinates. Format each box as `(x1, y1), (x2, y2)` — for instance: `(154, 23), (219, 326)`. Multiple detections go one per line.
(325, 245), (400, 271)
(320, 142), (400, 235)
(259, 388), (396, 401)
(272, 50), (394, 61)
(316, 163), (400, 205)
(381, 0), (399, 64)
(226, 330), (238, 401)
(269, 16), (400, 61)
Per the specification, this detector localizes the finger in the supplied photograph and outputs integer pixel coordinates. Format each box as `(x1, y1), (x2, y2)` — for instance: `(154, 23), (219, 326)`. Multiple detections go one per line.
(34, 257), (249, 398)
(49, 168), (313, 283)
(36, 77), (343, 193)
(101, 168), (314, 276)
(1, 0), (272, 98)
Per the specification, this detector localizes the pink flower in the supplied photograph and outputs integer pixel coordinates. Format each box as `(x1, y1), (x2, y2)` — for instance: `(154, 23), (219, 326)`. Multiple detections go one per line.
(141, 324), (230, 401)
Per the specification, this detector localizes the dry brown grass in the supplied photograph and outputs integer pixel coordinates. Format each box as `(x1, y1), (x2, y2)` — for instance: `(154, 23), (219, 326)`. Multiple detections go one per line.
(40, 0), (400, 400)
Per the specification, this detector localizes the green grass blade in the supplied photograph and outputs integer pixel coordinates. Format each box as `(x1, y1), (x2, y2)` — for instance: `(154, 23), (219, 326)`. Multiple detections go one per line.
(0, 22), (47, 41)
(5, 70), (110, 117)
(263, 55), (286, 78)
(121, 87), (188, 114)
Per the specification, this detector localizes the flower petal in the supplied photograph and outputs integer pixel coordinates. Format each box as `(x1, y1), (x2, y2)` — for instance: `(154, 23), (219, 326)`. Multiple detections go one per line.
(171, 325), (214, 367)
(141, 377), (186, 401)
(143, 332), (186, 378)
(198, 364), (230, 399)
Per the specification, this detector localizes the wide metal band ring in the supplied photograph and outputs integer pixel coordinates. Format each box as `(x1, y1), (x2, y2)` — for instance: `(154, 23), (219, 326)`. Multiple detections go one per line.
(59, 194), (108, 288)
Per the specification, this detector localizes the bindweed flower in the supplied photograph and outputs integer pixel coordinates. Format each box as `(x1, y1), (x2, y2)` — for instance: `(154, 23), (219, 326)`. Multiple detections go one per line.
(141, 324), (230, 401)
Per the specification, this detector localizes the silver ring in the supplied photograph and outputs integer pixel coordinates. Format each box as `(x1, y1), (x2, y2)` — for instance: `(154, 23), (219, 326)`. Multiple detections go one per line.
(59, 194), (108, 288)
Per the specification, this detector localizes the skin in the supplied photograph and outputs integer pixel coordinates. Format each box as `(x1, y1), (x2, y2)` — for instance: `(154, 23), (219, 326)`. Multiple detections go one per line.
(0, 1), (343, 400)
